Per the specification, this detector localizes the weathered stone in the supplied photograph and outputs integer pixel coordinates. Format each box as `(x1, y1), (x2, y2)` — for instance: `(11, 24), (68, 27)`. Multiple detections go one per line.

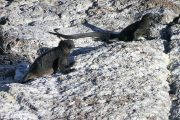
(169, 24), (180, 120)
(0, 0), (179, 119)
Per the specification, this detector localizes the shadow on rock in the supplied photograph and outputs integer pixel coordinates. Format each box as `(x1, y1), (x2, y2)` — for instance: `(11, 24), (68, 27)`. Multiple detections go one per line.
(71, 43), (105, 56)
(82, 19), (116, 33)
(0, 54), (28, 85)
(0, 84), (10, 92)
(0, 26), (30, 84)
(160, 15), (180, 53)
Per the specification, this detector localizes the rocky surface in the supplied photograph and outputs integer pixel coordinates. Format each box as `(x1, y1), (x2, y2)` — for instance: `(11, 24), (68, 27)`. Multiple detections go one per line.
(0, 41), (171, 120)
(0, 0), (179, 119)
(168, 24), (180, 119)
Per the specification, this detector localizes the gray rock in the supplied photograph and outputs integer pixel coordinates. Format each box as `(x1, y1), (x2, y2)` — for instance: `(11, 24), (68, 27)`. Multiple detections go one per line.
(169, 24), (180, 120)
(0, 0), (179, 119)
(0, 40), (171, 120)
(14, 61), (29, 82)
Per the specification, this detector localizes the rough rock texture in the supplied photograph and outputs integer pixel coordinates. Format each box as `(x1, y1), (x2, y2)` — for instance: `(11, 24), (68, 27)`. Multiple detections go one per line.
(1, 41), (171, 119)
(169, 24), (180, 120)
(0, 0), (179, 119)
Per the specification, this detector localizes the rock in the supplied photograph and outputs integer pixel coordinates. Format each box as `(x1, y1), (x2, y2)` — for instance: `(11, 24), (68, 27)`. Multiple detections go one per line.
(168, 24), (180, 120)
(0, 0), (179, 119)
(0, 40), (171, 119)
(14, 61), (29, 82)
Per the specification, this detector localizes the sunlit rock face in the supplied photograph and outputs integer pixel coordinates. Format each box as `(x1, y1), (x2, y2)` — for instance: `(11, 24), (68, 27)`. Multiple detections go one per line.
(0, 0), (179, 119)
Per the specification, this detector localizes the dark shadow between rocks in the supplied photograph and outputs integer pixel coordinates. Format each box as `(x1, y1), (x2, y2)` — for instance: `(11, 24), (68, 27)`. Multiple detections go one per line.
(160, 26), (172, 53)
(0, 53), (28, 85)
(0, 26), (30, 85)
(0, 84), (10, 92)
(160, 15), (180, 53)
(0, 17), (9, 25)
(169, 81), (179, 120)
(5, 0), (14, 7)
